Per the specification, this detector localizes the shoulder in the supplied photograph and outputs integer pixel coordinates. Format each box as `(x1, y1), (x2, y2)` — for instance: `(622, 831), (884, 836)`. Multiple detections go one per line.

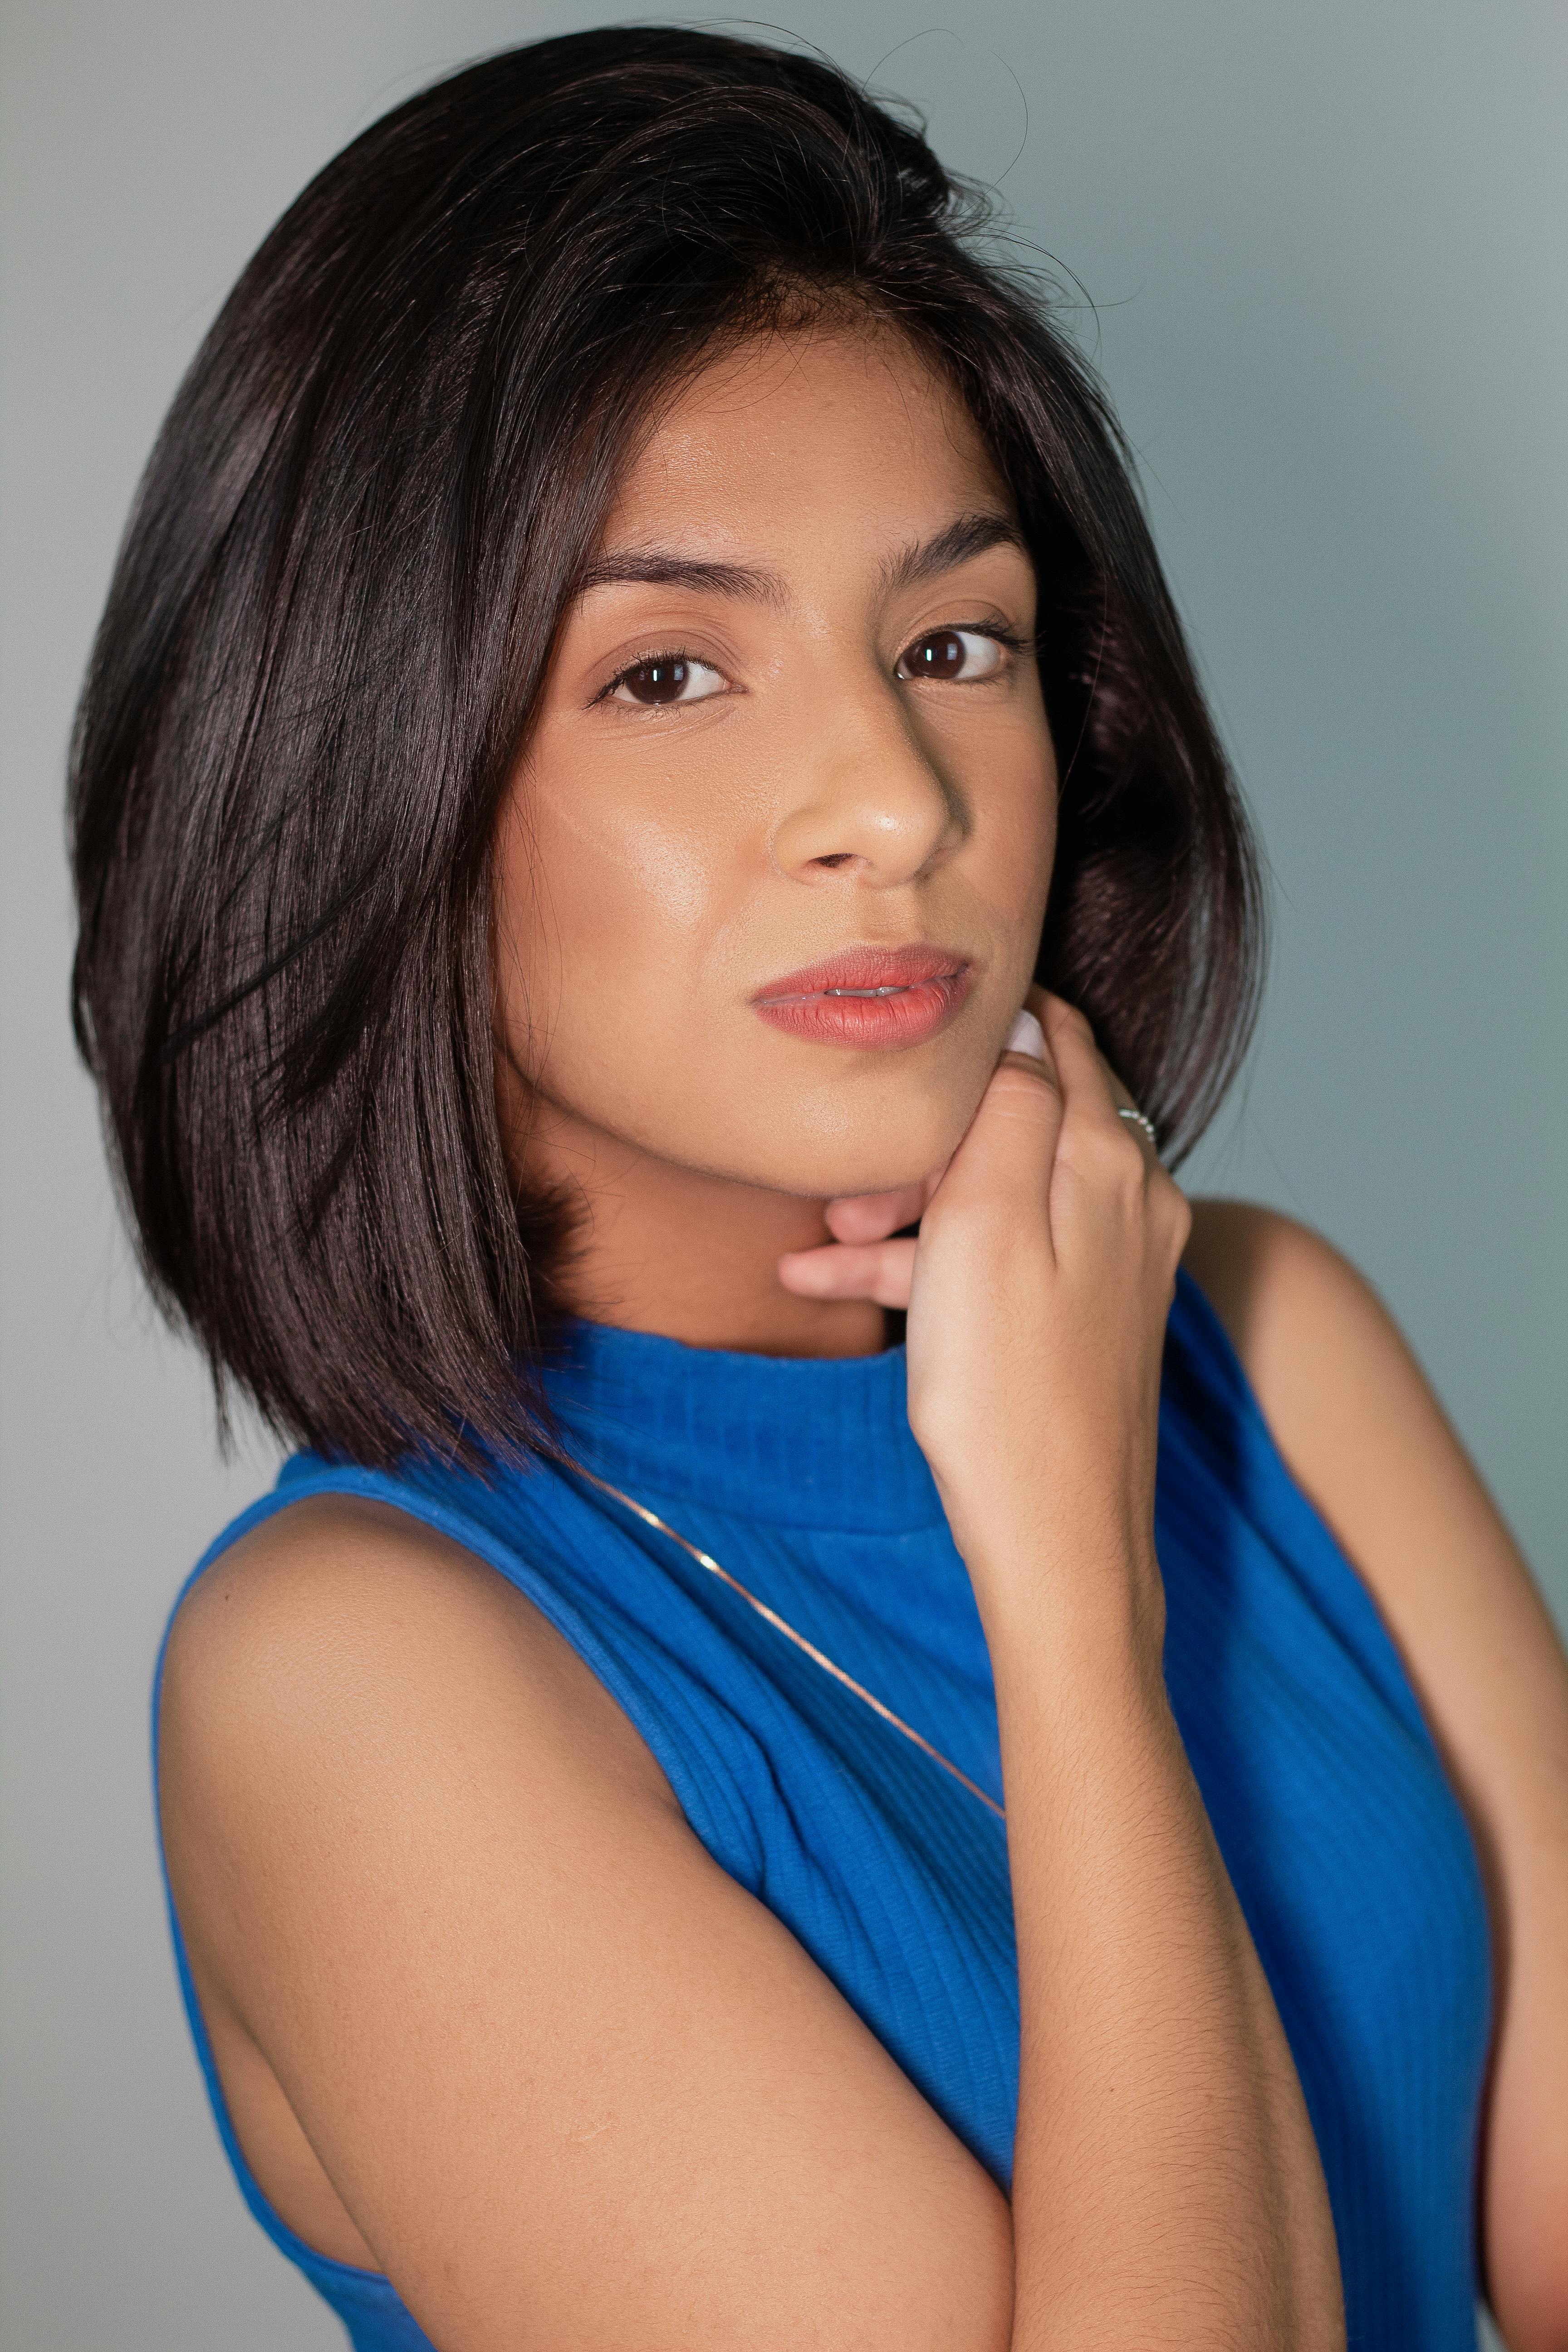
(1181, 1197), (1421, 1486)
(1179, 1197), (1474, 1616)
(165, 1488), (525, 1684)
(1178, 1200), (1544, 1728)
(1182, 1196), (1386, 1375)
(1178, 1231), (1568, 2352)
(160, 1490), (675, 1853)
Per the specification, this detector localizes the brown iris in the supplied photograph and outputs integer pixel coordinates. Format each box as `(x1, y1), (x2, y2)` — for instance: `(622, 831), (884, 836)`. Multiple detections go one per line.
(901, 630), (969, 679)
(619, 657), (692, 705)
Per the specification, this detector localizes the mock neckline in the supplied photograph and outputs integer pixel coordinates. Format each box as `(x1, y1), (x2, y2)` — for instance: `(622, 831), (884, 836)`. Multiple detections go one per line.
(538, 1318), (946, 1534)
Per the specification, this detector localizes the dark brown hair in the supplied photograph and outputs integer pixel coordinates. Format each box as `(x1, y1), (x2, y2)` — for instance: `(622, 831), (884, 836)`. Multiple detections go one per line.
(70, 25), (1263, 1466)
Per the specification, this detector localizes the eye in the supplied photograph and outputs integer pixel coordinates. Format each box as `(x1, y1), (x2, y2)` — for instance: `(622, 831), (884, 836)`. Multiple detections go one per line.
(608, 653), (727, 708)
(895, 627), (1011, 683)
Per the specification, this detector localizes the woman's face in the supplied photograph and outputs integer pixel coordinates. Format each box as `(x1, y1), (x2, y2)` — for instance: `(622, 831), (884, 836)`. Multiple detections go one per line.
(495, 321), (1058, 1206)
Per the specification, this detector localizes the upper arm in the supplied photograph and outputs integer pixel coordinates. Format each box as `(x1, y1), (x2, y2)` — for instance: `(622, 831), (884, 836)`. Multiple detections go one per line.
(158, 1497), (1012, 2352)
(1185, 1200), (1568, 2350)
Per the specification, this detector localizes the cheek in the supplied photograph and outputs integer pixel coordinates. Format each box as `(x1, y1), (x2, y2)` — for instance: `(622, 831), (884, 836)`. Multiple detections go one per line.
(496, 769), (724, 1022)
(566, 800), (716, 938)
(491, 710), (1060, 1198)
(965, 744), (1058, 966)
(995, 789), (1056, 910)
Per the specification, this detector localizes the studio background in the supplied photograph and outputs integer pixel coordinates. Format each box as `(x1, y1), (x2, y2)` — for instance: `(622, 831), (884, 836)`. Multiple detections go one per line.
(1, 4), (1562, 2345)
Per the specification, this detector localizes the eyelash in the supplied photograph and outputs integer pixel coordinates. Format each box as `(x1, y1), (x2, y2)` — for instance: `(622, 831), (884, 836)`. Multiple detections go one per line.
(590, 652), (701, 707)
(926, 625), (1032, 668)
(593, 623), (1032, 707)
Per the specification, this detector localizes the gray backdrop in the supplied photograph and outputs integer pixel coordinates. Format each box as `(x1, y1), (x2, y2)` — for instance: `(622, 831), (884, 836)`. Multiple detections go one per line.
(2, 3), (1561, 2345)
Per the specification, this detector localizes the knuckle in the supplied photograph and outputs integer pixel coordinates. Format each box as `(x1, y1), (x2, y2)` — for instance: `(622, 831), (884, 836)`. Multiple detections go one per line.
(1048, 998), (1096, 1044)
(1161, 1181), (1194, 1248)
(991, 1057), (1061, 1109)
(1073, 1112), (1145, 1178)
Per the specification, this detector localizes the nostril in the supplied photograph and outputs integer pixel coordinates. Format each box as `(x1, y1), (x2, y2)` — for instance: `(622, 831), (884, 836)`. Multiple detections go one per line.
(813, 853), (855, 870)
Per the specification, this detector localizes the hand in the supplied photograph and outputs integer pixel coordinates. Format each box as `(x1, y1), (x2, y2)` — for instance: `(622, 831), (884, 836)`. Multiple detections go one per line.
(780, 990), (1191, 1584)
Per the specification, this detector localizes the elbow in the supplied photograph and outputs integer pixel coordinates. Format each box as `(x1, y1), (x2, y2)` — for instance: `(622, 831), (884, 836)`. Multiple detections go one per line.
(1487, 2279), (1568, 2352)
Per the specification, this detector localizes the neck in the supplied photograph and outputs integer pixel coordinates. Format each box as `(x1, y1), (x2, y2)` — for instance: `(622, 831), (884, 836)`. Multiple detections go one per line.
(521, 1097), (887, 1360)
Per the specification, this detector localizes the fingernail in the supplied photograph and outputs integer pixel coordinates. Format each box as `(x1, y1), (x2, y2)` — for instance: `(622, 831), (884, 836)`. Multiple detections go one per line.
(1006, 1009), (1046, 1059)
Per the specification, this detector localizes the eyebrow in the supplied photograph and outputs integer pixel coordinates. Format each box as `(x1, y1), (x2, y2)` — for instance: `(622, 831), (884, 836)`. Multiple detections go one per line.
(880, 510), (1029, 593)
(574, 549), (784, 603)
(576, 510), (1028, 608)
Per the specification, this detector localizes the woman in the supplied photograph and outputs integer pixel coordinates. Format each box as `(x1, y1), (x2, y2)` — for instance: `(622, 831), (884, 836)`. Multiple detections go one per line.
(69, 26), (1567, 2352)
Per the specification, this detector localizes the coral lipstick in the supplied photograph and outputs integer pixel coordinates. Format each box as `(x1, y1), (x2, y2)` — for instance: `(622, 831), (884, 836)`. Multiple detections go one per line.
(750, 946), (972, 1049)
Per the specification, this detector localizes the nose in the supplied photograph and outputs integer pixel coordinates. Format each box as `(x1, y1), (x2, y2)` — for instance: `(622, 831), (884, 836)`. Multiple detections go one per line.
(769, 666), (963, 889)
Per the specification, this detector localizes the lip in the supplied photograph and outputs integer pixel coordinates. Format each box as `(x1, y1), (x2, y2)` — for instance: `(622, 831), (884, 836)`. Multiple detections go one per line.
(750, 945), (974, 1050)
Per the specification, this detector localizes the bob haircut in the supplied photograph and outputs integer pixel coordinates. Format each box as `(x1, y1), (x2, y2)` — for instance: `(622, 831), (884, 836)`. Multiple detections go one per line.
(71, 24), (1264, 1468)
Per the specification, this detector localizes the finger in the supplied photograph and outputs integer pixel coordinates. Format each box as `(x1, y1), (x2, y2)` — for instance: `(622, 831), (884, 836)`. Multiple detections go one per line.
(993, 1004), (1066, 1098)
(1039, 995), (1161, 1171)
(778, 1238), (916, 1310)
(921, 1011), (1065, 1236)
(1039, 996), (1127, 1122)
(1098, 1069), (1161, 1168)
(1005, 1006), (1047, 1062)
(823, 1182), (928, 1245)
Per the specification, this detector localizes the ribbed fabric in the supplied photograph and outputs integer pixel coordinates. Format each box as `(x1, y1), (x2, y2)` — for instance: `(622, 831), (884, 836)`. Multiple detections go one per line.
(153, 1270), (1490, 2349)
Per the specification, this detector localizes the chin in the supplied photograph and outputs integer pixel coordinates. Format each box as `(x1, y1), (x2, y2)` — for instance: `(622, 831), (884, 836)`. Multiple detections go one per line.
(724, 1094), (978, 1203)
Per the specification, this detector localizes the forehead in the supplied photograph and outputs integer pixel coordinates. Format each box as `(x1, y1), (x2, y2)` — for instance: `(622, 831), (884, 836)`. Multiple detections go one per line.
(602, 322), (1013, 557)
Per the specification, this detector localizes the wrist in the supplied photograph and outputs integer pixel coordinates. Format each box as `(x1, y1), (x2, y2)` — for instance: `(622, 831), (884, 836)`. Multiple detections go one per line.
(949, 1499), (1168, 1681)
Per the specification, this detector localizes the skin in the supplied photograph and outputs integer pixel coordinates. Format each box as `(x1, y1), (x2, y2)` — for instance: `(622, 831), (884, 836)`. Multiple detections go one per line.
(491, 324), (1053, 1353)
(159, 323), (1568, 2349)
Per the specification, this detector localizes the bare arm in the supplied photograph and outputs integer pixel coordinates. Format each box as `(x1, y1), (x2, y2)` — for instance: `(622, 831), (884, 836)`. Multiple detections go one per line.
(1184, 1200), (1568, 2352)
(162, 1002), (1344, 2349)
(162, 1502), (1016, 2350)
(898, 1000), (1341, 2346)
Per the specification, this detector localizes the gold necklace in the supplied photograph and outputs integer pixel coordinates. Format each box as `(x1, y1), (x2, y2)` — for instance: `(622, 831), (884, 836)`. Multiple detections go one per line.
(571, 1463), (1006, 1823)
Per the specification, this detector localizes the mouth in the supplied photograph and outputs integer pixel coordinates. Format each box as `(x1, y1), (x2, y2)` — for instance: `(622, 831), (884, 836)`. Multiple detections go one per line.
(750, 946), (974, 1050)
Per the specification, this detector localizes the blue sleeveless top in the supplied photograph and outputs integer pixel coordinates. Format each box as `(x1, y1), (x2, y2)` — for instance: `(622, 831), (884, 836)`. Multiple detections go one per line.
(154, 1271), (1491, 2350)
